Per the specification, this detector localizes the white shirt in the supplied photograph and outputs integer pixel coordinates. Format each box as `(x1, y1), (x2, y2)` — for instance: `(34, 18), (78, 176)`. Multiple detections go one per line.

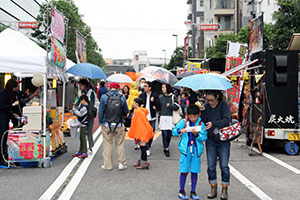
(146, 92), (156, 121)
(146, 92), (151, 120)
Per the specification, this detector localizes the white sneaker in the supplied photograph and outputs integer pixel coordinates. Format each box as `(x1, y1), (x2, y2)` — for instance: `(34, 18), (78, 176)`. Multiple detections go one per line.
(134, 144), (140, 150)
(101, 165), (112, 171)
(118, 163), (128, 170)
(146, 150), (151, 156)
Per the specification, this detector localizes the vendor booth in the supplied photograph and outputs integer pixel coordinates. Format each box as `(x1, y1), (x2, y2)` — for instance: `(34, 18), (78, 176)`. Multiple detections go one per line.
(0, 28), (69, 167)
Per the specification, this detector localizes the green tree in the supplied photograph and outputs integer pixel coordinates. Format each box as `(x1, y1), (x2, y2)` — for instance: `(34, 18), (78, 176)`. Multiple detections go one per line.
(271, 0), (300, 49)
(32, 0), (105, 67)
(205, 33), (236, 58)
(166, 46), (184, 70)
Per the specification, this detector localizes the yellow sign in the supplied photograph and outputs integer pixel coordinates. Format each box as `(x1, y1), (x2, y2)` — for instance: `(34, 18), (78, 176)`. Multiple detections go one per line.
(288, 133), (300, 141)
(187, 62), (201, 72)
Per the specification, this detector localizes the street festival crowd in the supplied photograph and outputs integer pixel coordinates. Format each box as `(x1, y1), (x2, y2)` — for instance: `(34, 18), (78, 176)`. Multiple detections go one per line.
(0, 76), (232, 200)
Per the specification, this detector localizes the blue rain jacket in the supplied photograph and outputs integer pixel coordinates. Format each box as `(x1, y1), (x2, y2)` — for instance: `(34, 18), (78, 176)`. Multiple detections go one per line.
(172, 117), (207, 173)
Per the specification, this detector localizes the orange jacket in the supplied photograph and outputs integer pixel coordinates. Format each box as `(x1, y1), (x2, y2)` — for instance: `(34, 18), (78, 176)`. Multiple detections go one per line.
(128, 107), (154, 142)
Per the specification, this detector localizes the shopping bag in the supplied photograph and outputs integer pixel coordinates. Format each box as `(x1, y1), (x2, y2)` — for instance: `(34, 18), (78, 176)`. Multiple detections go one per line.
(213, 119), (242, 141)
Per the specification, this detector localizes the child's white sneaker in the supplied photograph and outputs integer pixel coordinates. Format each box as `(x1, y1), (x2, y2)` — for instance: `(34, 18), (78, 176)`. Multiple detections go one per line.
(146, 150), (151, 156)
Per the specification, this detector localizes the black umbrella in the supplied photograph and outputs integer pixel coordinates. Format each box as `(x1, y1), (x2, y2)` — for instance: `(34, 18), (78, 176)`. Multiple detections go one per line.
(126, 66), (136, 72)
(177, 71), (196, 79)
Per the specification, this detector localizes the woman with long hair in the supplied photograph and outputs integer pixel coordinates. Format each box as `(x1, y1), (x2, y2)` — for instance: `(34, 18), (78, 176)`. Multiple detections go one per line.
(0, 79), (18, 165)
(122, 85), (130, 100)
(201, 90), (231, 200)
(159, 83), (179, 157)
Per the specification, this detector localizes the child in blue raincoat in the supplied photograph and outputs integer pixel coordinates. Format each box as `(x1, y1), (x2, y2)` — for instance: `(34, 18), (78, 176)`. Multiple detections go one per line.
(172, 105), (207, 200)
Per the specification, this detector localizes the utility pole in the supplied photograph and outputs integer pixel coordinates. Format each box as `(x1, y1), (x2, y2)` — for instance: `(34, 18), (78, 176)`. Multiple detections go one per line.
(192, 0), (196, 58)
(162, 49), (166, 67)
(172, 34), (178, 49)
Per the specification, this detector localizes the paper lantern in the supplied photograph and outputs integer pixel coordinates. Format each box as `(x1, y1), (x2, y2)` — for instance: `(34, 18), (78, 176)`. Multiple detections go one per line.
(31, 73), (44, 87)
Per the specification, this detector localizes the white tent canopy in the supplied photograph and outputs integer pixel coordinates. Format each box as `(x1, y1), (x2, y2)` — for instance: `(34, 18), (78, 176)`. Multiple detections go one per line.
(0, 28), (47, 73)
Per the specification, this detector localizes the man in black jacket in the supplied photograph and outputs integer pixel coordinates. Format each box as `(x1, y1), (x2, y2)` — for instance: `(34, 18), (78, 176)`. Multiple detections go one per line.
(139, 81), (160, 156)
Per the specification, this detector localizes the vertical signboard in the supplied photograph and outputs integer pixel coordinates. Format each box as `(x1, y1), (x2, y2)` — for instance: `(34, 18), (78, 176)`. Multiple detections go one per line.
(248, 15), (263, 55)
(75, 30), (87, 63)
(225, 42), (248, 118)
(51, 8), (65, 43)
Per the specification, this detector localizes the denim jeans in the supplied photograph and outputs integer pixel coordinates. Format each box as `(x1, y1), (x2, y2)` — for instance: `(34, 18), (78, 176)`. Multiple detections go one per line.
(146, 120), (156, 150)
(206, 138), (231, 185)
(162, 130), (172, 149)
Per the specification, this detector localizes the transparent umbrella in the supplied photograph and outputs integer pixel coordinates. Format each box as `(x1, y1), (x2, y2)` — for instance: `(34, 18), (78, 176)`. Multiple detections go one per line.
(107, 73), (132, 83)
(137, 66), (178, 85)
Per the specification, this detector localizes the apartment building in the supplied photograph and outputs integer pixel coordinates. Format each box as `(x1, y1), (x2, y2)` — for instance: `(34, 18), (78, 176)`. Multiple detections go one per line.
(186, 0), (258, 58)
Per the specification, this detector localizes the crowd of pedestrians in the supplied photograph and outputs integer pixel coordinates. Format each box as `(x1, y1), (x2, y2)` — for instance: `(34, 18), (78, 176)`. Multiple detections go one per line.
(70, 78), (232, 200)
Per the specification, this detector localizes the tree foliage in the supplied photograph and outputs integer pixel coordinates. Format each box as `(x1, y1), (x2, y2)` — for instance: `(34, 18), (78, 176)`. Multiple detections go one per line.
(166, 46), (185, 70)
(32, 0), (105, 68)
(271, 0), (300, 49)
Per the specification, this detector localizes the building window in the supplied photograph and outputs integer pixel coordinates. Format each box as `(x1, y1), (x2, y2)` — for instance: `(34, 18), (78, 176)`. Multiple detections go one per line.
(217, 0), (231, 9)
(218, 15), (232, 30)
(200, 0), (204, 7)
(210, 0), (212, 9)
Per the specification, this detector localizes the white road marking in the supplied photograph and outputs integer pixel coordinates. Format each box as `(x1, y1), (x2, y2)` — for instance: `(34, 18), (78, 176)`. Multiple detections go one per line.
(230, 164), (273, 200)
(252, 147), (300, 174)
(39, 127), (102, 200)
(58, 135), (103, 200)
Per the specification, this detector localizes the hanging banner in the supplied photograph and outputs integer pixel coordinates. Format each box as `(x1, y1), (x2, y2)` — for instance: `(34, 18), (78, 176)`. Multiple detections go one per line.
(51, 36), (66, 68)
(49, 121), (66, 154)
(51, 8), (65, 43)
(225, 42), (248, 118)
(248, 15), (263, 55)
(75, 30), (87, 63)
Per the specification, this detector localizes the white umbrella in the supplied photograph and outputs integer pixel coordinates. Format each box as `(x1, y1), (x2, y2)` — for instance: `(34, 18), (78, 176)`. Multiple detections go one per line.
(107, 73), (133, 83)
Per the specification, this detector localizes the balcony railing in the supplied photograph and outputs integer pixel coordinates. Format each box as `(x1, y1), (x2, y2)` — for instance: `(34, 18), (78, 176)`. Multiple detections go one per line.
(216, 1), (235, 9)
(219, 22), (234, 31)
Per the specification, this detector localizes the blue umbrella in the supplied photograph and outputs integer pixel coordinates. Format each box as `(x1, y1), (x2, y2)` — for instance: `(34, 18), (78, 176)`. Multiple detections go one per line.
(174, 73), (233, 91)
(66, 63), (107, 79)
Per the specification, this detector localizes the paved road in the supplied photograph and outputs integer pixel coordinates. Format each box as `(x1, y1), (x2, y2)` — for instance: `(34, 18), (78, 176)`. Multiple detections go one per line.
(1, 128), (300, 200)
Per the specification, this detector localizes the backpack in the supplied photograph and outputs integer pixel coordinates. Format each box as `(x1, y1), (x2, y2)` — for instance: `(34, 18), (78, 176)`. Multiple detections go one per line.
(105, 93), (123, 133)
(86, 89), (98, 118)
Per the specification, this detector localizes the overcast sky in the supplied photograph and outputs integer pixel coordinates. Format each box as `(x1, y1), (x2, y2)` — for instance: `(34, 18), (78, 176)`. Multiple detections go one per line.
(74, 0), (187, 60)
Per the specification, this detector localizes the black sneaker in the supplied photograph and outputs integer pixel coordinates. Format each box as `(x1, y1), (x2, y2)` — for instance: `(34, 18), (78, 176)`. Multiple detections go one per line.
(190, 191), (200, 200)
(164, 149), (170, 157)
(178, 190), (188, 199)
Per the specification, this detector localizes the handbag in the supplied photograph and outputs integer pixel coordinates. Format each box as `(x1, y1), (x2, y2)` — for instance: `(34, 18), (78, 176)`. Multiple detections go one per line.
(172, 95), (183, 125)
(213, 119), (242, 141)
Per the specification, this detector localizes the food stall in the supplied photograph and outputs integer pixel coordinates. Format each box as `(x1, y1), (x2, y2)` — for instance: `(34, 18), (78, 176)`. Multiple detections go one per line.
(0, 28), (68, 167)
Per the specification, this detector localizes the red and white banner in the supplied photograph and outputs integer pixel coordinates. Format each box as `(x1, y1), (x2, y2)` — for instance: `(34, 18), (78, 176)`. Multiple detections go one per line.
(18, 22), (37, 29)
(51, 8), (65, 43)
(200, 24), (219, 31)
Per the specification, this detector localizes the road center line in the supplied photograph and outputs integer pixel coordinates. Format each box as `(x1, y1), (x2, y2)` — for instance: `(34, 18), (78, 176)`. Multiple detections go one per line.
(39, 127), (102, 200)
(230, 164), (273, 200)
(58, 135), (103, 200)
(252, 147), (300, 174)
